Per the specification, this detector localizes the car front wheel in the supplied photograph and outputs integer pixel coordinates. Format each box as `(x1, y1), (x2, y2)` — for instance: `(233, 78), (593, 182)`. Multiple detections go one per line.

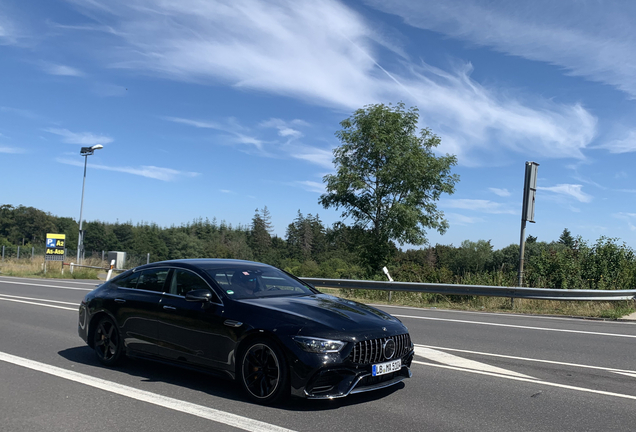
(239, 339), (289, 404)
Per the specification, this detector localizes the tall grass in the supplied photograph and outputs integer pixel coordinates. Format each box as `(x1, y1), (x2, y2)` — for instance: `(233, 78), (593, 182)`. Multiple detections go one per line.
(322, 287), (635, 320)
(0, 256), (101, 279)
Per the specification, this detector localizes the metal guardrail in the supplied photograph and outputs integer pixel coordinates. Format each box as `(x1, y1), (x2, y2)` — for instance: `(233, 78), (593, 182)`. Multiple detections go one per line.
(300, 278), (636, 301)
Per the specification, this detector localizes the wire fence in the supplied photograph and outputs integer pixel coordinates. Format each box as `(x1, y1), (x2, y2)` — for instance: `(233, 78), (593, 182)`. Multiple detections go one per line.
(0, 245), (151, 269)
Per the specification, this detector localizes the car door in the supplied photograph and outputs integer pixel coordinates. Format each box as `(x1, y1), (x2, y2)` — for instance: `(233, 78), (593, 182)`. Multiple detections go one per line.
(154, 268), (239, 371)
(109, 267), (170, 356)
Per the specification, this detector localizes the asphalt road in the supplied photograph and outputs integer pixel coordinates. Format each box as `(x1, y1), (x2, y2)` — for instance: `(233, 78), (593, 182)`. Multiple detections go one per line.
(1, 275), (636, 432)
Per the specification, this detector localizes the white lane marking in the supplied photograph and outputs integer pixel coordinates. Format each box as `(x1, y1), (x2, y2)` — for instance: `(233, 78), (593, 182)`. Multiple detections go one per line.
(612, 372), (636, 379)
(412, 360), (636, 401)
(394, 314), (636, 339)
(416, 344), (636, 376)
(0, 280), (93, 291)
(0, 293), (79, 306)
(0, 297), (77, 311)
(0, 351), (296, 432)
(0, 276), (98, 286)
(373, 303), (592, 323)
(414, 346), (535, 379)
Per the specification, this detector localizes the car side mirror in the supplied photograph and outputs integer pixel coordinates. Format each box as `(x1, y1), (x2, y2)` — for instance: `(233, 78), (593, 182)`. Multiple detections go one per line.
(185, 289), (213, 302)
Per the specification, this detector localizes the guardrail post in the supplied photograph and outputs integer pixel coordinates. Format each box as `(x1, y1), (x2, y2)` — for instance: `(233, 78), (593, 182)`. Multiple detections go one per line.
(106, 259), (116, 281)
(70, 263), (74, 274)
(17, 246), (20, 259)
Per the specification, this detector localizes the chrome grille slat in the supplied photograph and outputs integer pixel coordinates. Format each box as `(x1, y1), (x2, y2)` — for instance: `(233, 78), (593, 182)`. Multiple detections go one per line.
(348, 333), (412, 365)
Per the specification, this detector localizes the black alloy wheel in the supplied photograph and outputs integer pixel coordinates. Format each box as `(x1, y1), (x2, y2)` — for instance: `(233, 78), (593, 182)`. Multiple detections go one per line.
(239, 339), (289, 404)
(93, 316), (123, 366)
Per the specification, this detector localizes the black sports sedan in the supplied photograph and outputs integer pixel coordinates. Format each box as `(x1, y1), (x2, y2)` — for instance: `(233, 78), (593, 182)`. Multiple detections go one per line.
(78, 259), (414, 404)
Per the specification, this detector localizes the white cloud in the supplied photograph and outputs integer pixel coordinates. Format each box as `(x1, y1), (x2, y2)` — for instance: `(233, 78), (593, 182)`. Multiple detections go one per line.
(260, 118), (304, 139)
(364, 0), (636, 99)
(165, 116), (265, 151)
(446, 213), (484, 225)
(489, 187), (511, 197)
(43, 63), (84, 77)
(68, 0), (597, 166)
(45, 128), (113, 145)
(0, 11), (20, 46)
(442, 199), (516, 214)
(597, 130), (636, 154)
(56, 157), (199, 181)
(614, 213), (636, 231)
(1, 106), (38, 119)
(290, 146), (334, 169)
(537, 184), (592, 203)
(294, 180), (325, 194)
(92, 83), (127, 97)
(0, 146), (26, 154)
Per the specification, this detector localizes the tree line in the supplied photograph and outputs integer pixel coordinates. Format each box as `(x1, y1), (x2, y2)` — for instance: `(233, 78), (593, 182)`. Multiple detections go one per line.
(2, 204), (635, 290)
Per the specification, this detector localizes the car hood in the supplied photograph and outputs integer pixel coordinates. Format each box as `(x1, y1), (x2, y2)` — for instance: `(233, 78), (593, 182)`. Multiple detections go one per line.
(240, 294), (406, 337)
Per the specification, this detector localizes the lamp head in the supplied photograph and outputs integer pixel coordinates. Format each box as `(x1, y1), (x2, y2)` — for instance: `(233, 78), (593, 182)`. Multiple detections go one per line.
(80, 144), (104, 156)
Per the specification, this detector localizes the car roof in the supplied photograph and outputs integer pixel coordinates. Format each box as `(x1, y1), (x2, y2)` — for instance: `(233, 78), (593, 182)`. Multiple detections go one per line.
(134, 258), (272, 271)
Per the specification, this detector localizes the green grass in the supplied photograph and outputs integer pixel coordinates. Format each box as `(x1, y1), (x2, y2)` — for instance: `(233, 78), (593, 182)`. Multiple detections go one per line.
(0, 257), (100, 279)
(319, 287), (636, 320)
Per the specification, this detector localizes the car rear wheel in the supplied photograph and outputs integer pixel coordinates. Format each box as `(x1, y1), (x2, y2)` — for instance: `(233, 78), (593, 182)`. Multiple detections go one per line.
(239, 339), (289, 404)
(93, 316), (124, 366)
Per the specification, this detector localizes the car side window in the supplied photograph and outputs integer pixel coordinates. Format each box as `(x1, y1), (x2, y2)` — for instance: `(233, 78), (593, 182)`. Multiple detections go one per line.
(137, 268), (170, 292)
(169, 269), (217, 300)
(113, 271), (140, 289)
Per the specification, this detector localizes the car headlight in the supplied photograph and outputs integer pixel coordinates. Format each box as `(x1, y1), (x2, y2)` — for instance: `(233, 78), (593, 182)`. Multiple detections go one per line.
(293, 336), (346, 353)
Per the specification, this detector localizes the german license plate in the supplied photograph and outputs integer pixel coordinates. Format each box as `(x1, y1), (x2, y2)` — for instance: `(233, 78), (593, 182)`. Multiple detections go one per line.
(372, 359), (401, 376)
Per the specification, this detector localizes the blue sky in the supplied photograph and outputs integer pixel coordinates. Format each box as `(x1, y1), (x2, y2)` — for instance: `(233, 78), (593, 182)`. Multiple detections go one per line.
(1, 0), (635, 250)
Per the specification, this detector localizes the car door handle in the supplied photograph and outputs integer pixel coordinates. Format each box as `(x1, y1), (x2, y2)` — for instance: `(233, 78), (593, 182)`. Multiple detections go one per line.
(163, 305), (177, 310)
(114, 299), (126, 303)
(224, 320), (243, 327)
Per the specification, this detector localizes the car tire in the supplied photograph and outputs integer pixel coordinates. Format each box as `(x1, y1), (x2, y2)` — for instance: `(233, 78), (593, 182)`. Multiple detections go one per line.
(239, 338), (289, 404)
(93, 316), (124, 366)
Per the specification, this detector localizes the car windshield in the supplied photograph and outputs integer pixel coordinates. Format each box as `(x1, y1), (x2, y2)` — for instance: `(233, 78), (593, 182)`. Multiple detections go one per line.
(204, 265), (316, 300)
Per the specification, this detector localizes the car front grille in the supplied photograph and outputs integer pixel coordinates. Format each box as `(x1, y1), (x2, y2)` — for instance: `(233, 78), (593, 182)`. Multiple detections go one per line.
(348, 333), (412, 365)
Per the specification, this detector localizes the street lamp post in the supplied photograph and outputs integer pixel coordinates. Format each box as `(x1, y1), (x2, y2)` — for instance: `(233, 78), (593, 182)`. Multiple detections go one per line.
(77, 144), (103, 264)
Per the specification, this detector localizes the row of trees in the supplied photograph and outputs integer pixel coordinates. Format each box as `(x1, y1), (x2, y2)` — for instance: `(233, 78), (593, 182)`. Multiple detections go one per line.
(2, 204), (636, 289)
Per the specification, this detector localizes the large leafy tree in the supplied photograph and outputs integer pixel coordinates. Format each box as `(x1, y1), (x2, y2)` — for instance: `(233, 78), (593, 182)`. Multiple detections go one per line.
(319, 102), (459, 274)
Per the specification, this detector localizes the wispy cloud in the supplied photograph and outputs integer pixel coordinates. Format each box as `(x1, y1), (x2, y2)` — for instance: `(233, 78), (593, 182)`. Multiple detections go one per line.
(0, 146), (26, 154)
(0, 10), (21, 46)
(168, 115), (335, 168)
(364, 0), (636, 99)
(442, 199), (516, 214)
(43, 63), (84, 77)
(56, 157), (199, 181)
(537, 184), (592, 203)
(45, 128), (113, 145)
(489, 187), (511, 197)
(91, 83), (127, 97)
(1, 106), (39, 120)
(165, 116), (266, 151)
(294, 180), (325, 194)
(614, 213), (636, 231)
(446, 213), (484, 225)
(260, 118), (304, 139)
(67, 0), (597, 166)
(597, 130), (636, 154)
